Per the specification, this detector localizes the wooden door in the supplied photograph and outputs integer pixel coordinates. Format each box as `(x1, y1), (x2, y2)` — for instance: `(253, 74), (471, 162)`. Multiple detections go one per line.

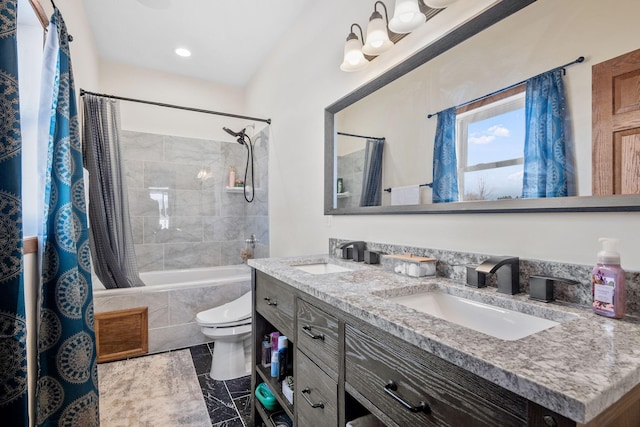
(593, 47), (640, 195)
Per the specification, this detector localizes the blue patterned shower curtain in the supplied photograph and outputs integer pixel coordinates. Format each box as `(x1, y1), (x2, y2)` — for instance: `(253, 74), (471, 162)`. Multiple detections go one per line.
(36, 9), (100, 426)
(522, 69), (570, 198)
(432, 107), (459, 203)
(0, 1), (28, 425)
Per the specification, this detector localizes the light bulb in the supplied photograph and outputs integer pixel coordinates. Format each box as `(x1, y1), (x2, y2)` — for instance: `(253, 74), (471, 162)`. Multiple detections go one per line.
(175, 47), (191, 57)
(389, 0), (426, 34)
(399, 12), (415, 22)
(363, 12), (394, 56)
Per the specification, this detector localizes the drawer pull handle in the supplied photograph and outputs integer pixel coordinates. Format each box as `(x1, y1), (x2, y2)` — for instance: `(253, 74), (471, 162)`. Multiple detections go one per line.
(384, 381), (430, 414)
(302, 325), (325, 340)
(264, 297), (278, 306)
(301, 387), (325, 409)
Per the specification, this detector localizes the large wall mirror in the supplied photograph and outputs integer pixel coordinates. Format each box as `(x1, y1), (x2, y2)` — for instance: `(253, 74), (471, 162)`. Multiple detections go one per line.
(325, 0), (640, 214)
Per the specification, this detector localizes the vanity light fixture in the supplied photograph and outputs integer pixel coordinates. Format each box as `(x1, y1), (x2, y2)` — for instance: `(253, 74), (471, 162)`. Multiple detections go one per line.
(174, 47), (191, 57)
(362, 1), (394, 56)
(388, 0), (426, 34)
(339, 0), (443, 72)
(340, 23), (370, 72)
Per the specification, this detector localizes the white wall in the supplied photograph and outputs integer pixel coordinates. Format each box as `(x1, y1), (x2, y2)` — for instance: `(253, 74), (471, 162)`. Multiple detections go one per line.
(246, 0), (640, 270)
(97, 61), (259, 142)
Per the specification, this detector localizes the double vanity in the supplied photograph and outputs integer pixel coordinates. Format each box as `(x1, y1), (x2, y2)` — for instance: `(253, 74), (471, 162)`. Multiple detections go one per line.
(249, 253), (640, 426)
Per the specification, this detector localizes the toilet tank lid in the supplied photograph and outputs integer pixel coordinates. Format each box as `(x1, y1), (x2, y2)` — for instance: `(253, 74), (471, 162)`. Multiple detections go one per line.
(196, 292), (252, 324)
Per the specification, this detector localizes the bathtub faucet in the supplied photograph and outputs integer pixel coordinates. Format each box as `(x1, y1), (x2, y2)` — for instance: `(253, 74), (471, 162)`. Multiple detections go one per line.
(245, 234), (258, 249)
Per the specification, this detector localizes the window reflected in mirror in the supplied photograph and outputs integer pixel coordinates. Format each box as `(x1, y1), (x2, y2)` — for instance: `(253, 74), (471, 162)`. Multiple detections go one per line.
(457, 91), (525, 201)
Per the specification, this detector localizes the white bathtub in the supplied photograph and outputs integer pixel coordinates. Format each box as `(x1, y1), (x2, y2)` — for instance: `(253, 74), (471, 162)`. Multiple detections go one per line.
(93, 265), (252, 353)
(93, 265), (251, 294)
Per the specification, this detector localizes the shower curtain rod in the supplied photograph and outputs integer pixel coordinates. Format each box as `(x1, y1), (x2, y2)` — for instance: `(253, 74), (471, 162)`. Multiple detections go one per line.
(79, 89), (272, 125)
(337, 131), (384, 140)
(426, 56), (585, 118)
(384, 183), (433, 192)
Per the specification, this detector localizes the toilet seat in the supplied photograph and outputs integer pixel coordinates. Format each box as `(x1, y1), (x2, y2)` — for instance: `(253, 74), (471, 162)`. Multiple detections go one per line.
(196, 292), (252, 327)
(200, 323), (252, 338)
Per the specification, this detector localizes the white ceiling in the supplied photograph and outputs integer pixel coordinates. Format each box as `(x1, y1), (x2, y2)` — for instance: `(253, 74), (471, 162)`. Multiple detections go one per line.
(83, 0), (312, 87)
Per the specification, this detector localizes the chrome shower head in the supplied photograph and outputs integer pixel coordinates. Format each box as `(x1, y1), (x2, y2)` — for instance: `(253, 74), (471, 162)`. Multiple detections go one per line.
(222, 127), (246, 145)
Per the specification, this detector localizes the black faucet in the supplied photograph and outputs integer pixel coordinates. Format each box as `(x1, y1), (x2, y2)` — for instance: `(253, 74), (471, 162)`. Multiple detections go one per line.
(338, 241), (366, 262)
(471, 256), (520, 295)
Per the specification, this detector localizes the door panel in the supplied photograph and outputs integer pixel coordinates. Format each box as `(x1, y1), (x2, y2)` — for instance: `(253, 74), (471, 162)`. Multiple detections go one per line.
(593, 47), (640, 195)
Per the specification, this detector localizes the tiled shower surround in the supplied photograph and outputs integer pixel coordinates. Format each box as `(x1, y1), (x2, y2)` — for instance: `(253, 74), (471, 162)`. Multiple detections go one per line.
(121, 128), (269, 271)
(336, 148), (364, 209)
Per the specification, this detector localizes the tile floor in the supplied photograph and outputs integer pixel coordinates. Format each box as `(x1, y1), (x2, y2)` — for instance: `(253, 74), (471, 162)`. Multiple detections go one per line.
(189, 343), (252, 427)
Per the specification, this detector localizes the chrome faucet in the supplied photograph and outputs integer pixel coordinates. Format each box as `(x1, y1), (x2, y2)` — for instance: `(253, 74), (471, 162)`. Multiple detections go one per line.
(245, 233), (258, 249)
(338, 240), (366, 262)
(471, 256), (520, 295)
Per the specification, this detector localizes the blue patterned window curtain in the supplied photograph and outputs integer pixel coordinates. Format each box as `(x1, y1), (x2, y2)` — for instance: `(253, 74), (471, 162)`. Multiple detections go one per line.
(522, 69), (572, 198)
(432, 107), (459, 203)
(36, 9), (100, 426)
(359, 138), (384, 207)
(0, 1), (28, 425)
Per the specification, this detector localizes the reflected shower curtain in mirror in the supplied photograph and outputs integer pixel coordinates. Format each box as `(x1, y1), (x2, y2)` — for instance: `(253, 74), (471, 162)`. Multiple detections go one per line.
(432, 107), (458, 203)
(0, 1), (28, 424)
(522, 69), (572, 198)
(36, 9), (100, 426)
(82, 94), (144, 289)
(359, 138), (385, 207)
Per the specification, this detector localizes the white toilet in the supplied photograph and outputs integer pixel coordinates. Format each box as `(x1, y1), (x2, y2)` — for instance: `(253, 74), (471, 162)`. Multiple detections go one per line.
(196, 292), (252, 381)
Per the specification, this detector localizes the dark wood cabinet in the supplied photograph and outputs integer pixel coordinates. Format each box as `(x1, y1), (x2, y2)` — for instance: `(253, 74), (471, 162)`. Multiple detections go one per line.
(296, 350), (338, 426)
(251, 268), (637, 427)
(345, 324), (526, 427)
(296, 298), (340, 380)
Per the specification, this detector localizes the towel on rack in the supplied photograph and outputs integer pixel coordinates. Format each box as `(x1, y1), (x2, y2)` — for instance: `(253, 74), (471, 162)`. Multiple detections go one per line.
(390, 185), (420, 205)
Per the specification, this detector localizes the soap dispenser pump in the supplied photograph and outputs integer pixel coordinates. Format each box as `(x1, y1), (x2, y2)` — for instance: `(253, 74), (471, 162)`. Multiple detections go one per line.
(592, 238), (625, 319)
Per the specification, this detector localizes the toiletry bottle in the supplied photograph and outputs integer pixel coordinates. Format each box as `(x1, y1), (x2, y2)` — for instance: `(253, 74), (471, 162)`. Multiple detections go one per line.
(277, 336), (288, 381)
(270, 349), (279, 377)
(592, 238), (625, 319)
(228, 166), (236, 188)
(269, 332), (279, 350)
(261, 335), (272, 368)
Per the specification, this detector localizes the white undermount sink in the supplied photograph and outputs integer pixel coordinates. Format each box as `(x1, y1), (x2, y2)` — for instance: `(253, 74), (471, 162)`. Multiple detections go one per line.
(387, 291), (563, 341)
(294, 263), (352, 275)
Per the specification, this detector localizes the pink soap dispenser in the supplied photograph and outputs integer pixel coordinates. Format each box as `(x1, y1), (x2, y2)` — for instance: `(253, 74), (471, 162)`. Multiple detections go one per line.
(592, 238), (625, 319)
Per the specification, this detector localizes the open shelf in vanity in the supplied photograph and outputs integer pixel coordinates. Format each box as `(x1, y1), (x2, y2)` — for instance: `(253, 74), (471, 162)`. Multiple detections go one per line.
(252, 269), (377, 427)
(251, 268), (296, 426)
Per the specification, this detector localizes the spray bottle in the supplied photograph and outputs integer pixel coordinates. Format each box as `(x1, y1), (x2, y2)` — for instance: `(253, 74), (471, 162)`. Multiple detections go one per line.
(592, 238), (625, 319)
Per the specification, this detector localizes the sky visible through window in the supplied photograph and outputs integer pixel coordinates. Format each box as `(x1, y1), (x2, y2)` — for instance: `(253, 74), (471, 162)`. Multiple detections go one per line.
(465, 108), (525, 200)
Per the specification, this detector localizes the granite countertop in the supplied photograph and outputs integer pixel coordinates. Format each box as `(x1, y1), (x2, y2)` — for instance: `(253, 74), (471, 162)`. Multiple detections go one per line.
(248, 254), (640, 424)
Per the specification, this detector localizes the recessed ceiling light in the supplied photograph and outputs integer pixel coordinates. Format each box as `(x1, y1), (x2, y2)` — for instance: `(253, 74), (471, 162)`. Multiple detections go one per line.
(175, 48), (191, 57)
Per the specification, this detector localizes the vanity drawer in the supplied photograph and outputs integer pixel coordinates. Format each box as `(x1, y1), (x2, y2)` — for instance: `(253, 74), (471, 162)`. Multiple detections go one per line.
(255, 271), (294, 337)
(296, 349), (338, 427)
(345, 325), (526, 427)
(296, 298), (339, 379)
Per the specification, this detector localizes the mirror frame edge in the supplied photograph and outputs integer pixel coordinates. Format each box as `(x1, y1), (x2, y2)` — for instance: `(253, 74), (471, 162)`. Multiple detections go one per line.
(324, 0), (640, 215)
